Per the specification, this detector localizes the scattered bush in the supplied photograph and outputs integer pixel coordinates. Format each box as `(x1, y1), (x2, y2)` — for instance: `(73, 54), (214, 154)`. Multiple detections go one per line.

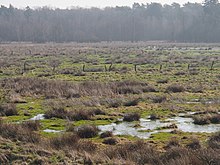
(166, 84), (185, 93)
(50, 133), (79, 149)
(0, 103), (17, 116)
(103, 140), (159, 164)
(151, 95), (166, 103)
(174, 71), (186, 76)
(149, 114), (160, 120)
(123, 98), (140, 106)
(74, 72), (86, 76)
(107, 98), (123, 108)
(193, 115), (210, 125)
(100, 131), (113, 138)
(117, 86), (143, 94)
(72, 110), (92, 121)
(115, 80), (153, 94)
(208, 132), (220, 149)
(76, 125), (99, 138)
(160, 124), (177, 129)
(142, 86), (157, 92)
(186, 138), (201, 149)
(103, 137), (119, 145)
(165, 138), (180, 149)
(71, 108), (106, 121)
(86, 67), (104, 72)
(157, 79), (168, 84)
(0, 120), (40, 143)
(45, 107), (67, 119)
(21, 121), (41, 131)
(209, 114), (220, 124)
(161, 147), (189, 163)
(115, 80), (147, 87)
(77, 140), (97, 152)
(123, 112), (140, 122)
(193, 114), (220, 125)
(45, 106), (98, 121)
(91, 108), (106, 115)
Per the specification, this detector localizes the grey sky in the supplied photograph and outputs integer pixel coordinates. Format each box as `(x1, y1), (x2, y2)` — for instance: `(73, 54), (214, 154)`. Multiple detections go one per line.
(1, 0), (203, 9)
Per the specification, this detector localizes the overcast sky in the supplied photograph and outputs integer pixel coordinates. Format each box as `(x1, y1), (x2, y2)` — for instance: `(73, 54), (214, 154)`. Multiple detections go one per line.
(1, 0), (203, 9)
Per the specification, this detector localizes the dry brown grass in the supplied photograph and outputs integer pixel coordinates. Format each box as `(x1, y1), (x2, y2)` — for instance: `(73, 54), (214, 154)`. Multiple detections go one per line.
(0, 120), (41, 143)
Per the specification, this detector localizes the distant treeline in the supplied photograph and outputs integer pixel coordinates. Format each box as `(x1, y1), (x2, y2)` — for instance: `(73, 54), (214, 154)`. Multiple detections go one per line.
(0, 0), (220, 43)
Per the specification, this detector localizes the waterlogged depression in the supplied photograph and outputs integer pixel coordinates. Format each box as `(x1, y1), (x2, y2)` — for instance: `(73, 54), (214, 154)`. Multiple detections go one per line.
(98, 113), (220, 139)
(29, 112), (220, 137)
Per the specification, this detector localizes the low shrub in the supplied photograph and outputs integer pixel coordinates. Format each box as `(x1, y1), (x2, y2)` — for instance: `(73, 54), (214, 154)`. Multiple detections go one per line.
(123, 112), (140, 122)
(76, 125), (99, 138)
(72, 110), (92, 121)
(77, 140), (97, 152)
(193, 114), (220, 125)
(74, 72), (86, 76)
(174, 71), (186, 76)
(21, 121), (41, 131)
(107, 98), (123, 108)
(151, 96), (166, 103)
(115, 80), (147, 87)
(103, 140), (160, 164)
(103, 137), (119, 145)
(157, 79), (168, 84)
(166, 84), (185, 93)
(161, 147), (189, 163)
(100, 131), (113, 138)
(91, 108), (106, 115)
(165, 138), (180, 149)
(115, 80), (151, 94)
(45, 106), (95, 121)
(50, 133), (79, 149)
(117, 86), (143, 94)
(0, 103), (17, 116)
(0, 120), (40, 143)
(123, 98), (140, 106)
(44, 107), (67, 119)
(142, 86), (157, 92)
(193, 115), (210, 125)
(149, 114), (160, 120)
(186, 138), (201, 149)
(208, 132), (220, 149)
(209, 114), (220, 124)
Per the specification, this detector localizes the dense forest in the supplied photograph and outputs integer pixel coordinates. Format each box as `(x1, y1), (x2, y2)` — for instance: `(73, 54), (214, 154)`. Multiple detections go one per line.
(0, 0), (220, 43)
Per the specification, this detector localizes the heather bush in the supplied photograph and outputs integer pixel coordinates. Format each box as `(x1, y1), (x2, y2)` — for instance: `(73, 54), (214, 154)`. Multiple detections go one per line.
(208, 132), (220, 149)
(103, 137), (119, 145)
(0, 103), (17, 116)
(50, 133), (79, 149)
(76, 125), (99, 138)
(166, 84), (185, 93)
(100, 131), (113, 138)
(123, 112), (140, 122)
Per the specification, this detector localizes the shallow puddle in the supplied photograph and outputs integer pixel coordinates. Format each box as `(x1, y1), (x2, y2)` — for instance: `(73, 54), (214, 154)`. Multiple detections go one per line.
(30, 114), (45, 120)
(43, 129), (61, 133)
(98, 113), (220, 139)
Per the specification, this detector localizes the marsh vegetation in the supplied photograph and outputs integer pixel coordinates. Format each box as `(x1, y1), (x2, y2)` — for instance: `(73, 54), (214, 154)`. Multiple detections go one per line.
(0, 42), (220, 164)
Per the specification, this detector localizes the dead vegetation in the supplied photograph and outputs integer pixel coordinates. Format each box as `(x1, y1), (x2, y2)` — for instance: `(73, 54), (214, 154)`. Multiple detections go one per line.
(1, 78), (158, 99)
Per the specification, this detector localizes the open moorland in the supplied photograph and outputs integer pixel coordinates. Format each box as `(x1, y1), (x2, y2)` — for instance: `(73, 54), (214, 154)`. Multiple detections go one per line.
(0, 42), (220, 164)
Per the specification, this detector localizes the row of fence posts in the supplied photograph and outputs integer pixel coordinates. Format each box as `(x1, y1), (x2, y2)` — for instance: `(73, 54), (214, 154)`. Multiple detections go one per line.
(21, 60), (216, 74)
(81, 61), (217, 73)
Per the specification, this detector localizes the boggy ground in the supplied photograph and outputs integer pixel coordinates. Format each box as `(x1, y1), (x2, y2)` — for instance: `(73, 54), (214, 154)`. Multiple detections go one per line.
(0, 42), (220, 164)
